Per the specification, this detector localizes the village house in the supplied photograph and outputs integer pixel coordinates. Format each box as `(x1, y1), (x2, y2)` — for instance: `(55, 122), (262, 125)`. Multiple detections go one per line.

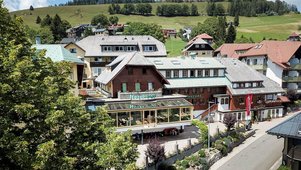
(89, 52), (193, 134)
(215, 41), (301, 96)
(288, 32), (301, 42)
(64, 35), (167, 89)
(148, 55), (286, 121)
(267, 113), (301, 170)
(182, 34), (214, 57)
(32, 44), (84, 96)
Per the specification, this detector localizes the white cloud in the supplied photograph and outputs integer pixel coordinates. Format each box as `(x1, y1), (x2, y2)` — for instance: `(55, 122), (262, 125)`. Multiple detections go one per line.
(4, 0), (49, 11)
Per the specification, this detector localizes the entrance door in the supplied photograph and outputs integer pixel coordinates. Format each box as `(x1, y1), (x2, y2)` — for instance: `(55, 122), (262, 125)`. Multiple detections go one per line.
(144, 110), (156, 124)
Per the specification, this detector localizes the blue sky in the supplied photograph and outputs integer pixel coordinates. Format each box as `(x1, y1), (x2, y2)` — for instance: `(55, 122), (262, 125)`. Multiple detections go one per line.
(3, 0), (301, 12)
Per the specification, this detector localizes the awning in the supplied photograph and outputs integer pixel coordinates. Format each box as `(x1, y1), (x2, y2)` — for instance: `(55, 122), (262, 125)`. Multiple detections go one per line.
(278, 96), (290, 103)
(105, 98), (193, 111)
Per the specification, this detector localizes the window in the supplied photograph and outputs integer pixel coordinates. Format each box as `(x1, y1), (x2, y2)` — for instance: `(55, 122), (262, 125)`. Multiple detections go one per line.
(190, 70), (195, 77)
(197, 70), (203, 77)
(221, 98), (224, 104)
(135, 82), (141, 92)
(238, 112), (242, 120)
(122, 83), (127, 92)
(201, 44), (205, 48)
(143, 46), (155, 52)
(92, 67), (102, 77)
(240, 83), (245, 88)
(199, 88), (203, 93)
(128, 67), (133, 75)
(173, 70), (179, 78)
(70, 48), (77, 53)
(213, 69), (218, 77)
(195, 44), (199, 48)
(183, 70), (188, 78)
(205, 69), (210, 77)
(104, 46), (112, 51)
(119, 46), (124, 51)
(142, 68), (147, 75)
(266, 94), (273, 100)
(224, 98), (228, 104)
(148, 82), (154, 90)
(253, 59), (257, 65)
(166, 70), (171, 78)
(94, 57), (102, 62)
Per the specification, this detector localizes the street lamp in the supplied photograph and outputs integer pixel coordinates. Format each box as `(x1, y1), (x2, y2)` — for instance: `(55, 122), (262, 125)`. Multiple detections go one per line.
(208, 101), (215, 150)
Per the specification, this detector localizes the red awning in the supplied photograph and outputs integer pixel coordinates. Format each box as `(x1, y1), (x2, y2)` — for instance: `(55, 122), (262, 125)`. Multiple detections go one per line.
(278, 96), (290, 103)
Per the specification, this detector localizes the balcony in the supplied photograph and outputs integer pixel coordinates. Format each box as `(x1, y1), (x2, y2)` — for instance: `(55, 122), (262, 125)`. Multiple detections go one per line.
(283, 76), (301, 83)
(250, 64), (267, 71)
(290, 64), (301, 70)
(90, 61), (110, 67)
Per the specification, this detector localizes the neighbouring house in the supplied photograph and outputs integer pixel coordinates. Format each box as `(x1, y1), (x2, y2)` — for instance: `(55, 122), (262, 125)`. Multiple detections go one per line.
(148, 55), (287, 121)
(216, 58), (287, 122)
(92, 28), (107, 35)
(214, 43), (255, 58)
(182, 27), (192, 40)
(215, 41), (301, 95)
(66, 35), (167, 89)
(32, 44), (84, 96)
(108, 24), (124, 35)
(162, 28), (177, 38)
(148, 56), (228, 112)
(66, 24), (90, 38)
(189, 33), (214, 45)
(267, 113), (301, 170)
(182, 34), (214, 57)
(288, 32), (301, 42)
(88, 52), (193, 134)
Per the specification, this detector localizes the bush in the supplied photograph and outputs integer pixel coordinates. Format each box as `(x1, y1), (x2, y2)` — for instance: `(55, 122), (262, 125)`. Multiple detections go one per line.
(213, 139), (228, 156)
(158, 162), (177, 170)
(199, 149), (206, 158)
(298, 25), (301, 31)
(278, 165), (291, 170)
(192, 120), (208, 143)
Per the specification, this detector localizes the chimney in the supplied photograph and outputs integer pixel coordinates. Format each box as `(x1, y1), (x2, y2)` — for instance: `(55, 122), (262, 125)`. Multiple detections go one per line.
(35, 36), (41, 44)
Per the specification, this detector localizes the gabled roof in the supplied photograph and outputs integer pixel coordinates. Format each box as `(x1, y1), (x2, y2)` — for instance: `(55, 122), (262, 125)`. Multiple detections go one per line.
(76, 35), (167, 57)
(183, 38), (213, 52)
(64, 42), (86, 52)
(215, 43), (255, 58)
(267, 113), (301, 139)
(289, 32), (300, 37)
(187, 33), (213, 46)
(217, 58), (284, 95)
(95, 52), (168, 85)
(32, 44), (84, 64)
(240, 41), (301, 67)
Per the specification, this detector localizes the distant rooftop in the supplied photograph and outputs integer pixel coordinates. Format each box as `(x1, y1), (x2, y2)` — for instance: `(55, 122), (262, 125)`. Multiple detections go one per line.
(76, 35), (167, 57)
(267, 112), (301, 139)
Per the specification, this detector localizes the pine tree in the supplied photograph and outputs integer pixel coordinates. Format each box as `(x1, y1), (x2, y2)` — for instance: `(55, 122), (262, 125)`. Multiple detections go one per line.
(29, 5), (34, 11)
(226, 22), (236, 43)
(234, 13), (239, 26)
(36, 16), (41, 24)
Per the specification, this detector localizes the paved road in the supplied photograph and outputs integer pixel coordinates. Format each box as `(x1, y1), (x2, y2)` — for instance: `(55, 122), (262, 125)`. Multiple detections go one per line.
(215, 134), (283, 170)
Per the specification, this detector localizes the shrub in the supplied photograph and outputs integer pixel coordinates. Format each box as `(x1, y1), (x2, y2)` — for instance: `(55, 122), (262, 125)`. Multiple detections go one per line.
(278, 165), (291, 170)
(158, 163), (177, 170)
(199, 149), (206, 158)
(192, 120), (208, 143)
(298, 25), (301, 31)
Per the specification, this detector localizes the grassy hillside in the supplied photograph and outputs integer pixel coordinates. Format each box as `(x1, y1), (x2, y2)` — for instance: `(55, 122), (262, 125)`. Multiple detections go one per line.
(11, 2), (301, 56)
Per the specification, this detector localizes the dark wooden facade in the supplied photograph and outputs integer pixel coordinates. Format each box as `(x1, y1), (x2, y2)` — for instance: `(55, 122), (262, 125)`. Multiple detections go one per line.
(112, 65), (167, 98)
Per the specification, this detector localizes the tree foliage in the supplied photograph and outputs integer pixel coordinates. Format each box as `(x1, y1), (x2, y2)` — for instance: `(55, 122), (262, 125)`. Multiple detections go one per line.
(191, 17), (219, 42)
(124, 22), (165, 43)
(0, 2), (138, 169)
(223, 113), (237, 131)
(109, 15), (119, 25)
(91, 14), (109, 27)
(145, 138), (165, 168)
(157, 4), (198, 17)
(234, 13), (239, 27)
(225, 22), (236, 43)
(228, 0), (298, 17)
(36, 16), (41, 24)
(207, 2), (225, 16)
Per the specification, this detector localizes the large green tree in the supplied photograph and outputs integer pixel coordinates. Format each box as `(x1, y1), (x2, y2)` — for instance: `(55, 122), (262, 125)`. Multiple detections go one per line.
(0, 1), (138, 169)
(124, 22), (165, 43)
(226, 22), (237, 43)
(91, 14), (109, 27)
(191, 17), (219, 41)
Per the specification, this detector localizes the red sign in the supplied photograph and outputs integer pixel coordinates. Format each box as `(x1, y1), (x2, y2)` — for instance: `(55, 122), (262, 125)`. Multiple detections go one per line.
(245, 94), (253, 116)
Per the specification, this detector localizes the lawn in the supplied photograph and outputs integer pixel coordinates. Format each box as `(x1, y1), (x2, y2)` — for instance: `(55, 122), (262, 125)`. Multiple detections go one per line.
(165, 38), (187, 57)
